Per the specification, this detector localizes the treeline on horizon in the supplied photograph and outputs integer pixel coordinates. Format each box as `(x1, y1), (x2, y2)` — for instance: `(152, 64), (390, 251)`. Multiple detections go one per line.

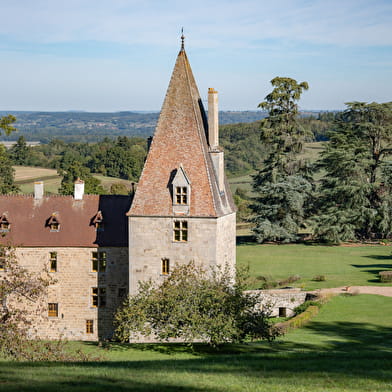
(0, 110), (274, 143)
(4, 111), (337, 180)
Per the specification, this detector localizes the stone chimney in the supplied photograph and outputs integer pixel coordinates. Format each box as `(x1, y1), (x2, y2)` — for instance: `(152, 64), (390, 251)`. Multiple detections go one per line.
(208, 88), (219, 149)
(34, 181), (44, 199)
(74, 178), (85, 200)
(208, 88), (224, 192)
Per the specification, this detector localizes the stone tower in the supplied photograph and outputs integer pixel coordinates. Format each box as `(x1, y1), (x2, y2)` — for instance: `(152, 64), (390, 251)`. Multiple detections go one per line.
(127, 38), (236, 294)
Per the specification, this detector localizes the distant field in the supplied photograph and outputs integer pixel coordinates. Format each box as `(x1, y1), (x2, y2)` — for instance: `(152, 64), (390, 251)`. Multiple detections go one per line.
(13, 166), (132, 194)
(237, 243), (392, 290)
(228, 141), (325, 195)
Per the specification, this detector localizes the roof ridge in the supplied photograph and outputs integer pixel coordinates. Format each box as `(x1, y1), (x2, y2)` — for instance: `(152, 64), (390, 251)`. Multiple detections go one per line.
(182, 51), (218, 215)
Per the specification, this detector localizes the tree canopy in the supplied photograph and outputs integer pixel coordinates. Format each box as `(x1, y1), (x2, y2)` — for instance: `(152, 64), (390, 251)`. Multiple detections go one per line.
(251, 77), (313, 243)
(314, 101), (392, 242)
(115, 262), (281, 347)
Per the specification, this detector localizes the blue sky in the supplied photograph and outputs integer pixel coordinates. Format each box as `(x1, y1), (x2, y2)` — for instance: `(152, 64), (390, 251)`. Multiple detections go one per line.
(1, 0), (391, 111)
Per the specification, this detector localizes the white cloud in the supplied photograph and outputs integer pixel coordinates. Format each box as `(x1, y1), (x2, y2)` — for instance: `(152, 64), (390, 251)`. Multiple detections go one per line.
(1, 0), (391, 47)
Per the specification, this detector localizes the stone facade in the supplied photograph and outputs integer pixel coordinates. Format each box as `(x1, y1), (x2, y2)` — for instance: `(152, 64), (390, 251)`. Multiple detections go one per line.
(129, 214), (236, 294)
(12, 247), (128, 340)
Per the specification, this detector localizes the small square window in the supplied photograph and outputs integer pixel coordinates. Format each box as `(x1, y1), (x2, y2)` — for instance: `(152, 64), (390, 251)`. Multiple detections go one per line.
(50, 252), (57, 272)
(175, 186), (188, 205)
(48, 303), (58, 317)
(50, 222), (60, 232)
(161, 258), (170, 275)
(0, 215), (10, 232)
(86, 320), (94, 334)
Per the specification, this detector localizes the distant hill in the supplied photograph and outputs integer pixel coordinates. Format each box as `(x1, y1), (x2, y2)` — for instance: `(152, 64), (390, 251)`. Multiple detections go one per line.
(0, 111), (268, 143)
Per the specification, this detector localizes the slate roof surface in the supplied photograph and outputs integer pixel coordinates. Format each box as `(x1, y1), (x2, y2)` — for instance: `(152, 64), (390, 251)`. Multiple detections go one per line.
(128, 46), (235, 218)
(0, 195), (131, 247)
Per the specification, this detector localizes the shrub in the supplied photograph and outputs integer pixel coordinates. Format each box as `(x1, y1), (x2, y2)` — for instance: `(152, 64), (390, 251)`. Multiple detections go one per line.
(379, 271), (392, 283)
(279, 305), (319, 332)
(115, 262), (283, 347)
(312, 274), (326, 281)
(294, 300), (321, 315)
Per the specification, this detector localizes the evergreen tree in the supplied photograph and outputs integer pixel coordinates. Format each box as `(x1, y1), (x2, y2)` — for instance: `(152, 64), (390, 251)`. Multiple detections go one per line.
(0, 115), (18, 194)
(251, 77), (312, 243)
(0, 145), (18, 194)
(314, 101), (392, 242)
(9, 136), (30, 165)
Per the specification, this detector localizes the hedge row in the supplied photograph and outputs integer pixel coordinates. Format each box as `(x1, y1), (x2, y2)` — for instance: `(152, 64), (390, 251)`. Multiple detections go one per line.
(278, 305), (319, 332)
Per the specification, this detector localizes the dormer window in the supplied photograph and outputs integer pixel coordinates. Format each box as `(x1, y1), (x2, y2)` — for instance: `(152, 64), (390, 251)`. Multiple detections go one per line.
(47, 214), (60, 232)
(175, 186), (188, 205)
(0, 215), (10, 232)
(172, 165), (191, 214)
(92, 211), (104, 232)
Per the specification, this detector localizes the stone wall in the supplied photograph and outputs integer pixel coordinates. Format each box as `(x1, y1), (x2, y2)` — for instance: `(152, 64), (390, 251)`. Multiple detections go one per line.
(245, 289), (307, 317)
(10, 246), (128, 340)
(129, 214), (236, 294)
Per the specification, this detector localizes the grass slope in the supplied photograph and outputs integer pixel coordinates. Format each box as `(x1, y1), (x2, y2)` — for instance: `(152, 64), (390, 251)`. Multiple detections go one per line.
(237, 243), (392, 290)
(1, 295), (391, 391)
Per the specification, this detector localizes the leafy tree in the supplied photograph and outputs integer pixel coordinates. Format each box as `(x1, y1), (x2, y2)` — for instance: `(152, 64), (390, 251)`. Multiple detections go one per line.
(115, 262), (281, 347)
(57, 154), (104, 195)
(0, 115), (17, 135)
(314, 101), (392, 242)
(251, 77), (313, 243)
(110, 182), (130, 195)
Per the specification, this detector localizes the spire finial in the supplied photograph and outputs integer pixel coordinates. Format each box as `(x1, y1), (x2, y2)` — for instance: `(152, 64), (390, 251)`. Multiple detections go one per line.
(181, 27), (185, 50)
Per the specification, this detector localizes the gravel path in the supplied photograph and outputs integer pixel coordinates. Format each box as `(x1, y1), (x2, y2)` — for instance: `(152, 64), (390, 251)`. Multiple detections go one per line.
(308, 286), (392, 297)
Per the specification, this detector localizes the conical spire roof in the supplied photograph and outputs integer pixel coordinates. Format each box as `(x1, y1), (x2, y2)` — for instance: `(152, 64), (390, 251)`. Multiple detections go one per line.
(128, 44), (234, 217)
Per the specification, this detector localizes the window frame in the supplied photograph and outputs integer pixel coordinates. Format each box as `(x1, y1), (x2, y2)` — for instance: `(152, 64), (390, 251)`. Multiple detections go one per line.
(49, 251), (57, 272)
(86, 319), (94, 334)
(0, 249), (5, 271)
(48, 303), (58, 317)
(175, 186), (188, 205)
(91, 287), (106, 308)
(91, 251), (107, 273)
(161, 258), (170, 275)
(173, 220), (188, 242)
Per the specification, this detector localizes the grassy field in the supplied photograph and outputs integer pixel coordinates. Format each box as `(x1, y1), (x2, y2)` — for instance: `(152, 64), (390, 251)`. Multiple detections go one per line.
(1, 294), (391, 391)
(237, 243), (392, 290)
(13, 166), (132, 194)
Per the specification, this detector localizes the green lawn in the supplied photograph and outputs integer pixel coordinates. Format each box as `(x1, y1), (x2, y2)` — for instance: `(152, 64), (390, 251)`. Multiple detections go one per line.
(1, 295), (391, 391)
(237, 243), (392, 290)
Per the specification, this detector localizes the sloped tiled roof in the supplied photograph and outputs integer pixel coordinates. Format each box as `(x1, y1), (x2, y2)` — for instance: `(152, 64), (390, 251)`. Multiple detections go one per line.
(0, 195), (131, 247)
(128, 45), (235, 217)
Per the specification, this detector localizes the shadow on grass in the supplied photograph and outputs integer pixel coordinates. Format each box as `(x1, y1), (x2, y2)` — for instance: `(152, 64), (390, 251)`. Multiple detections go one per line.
(351, 262), (391, 282)
(236, 234), (256, 245)
(1, 322), (392, 391)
